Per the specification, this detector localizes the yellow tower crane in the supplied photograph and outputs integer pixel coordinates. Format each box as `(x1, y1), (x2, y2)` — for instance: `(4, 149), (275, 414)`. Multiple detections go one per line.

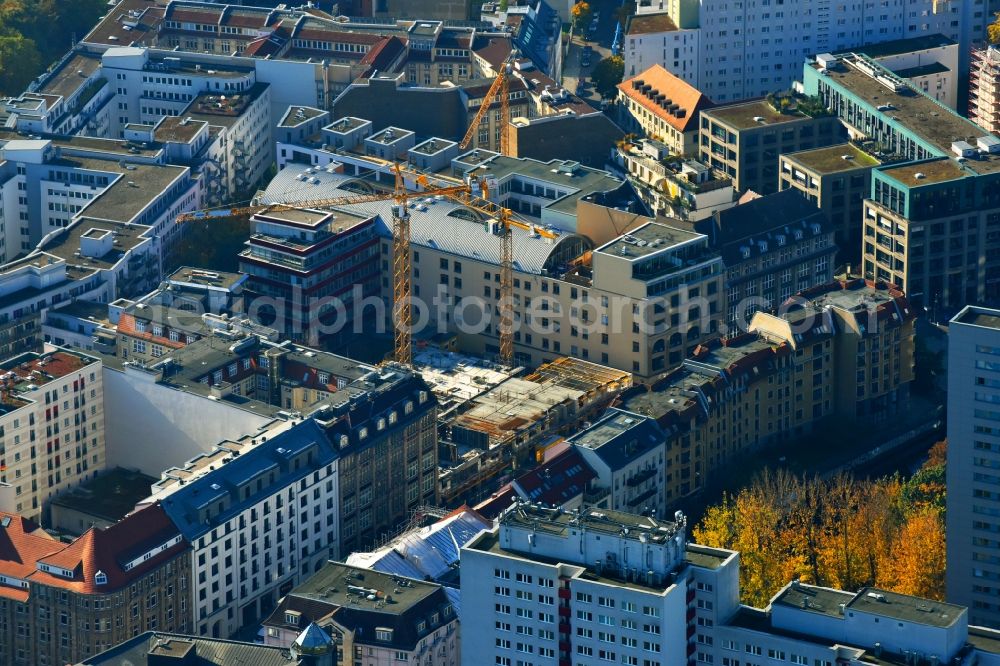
(460, 53), (515, 155)
(175, 164), (474, 367)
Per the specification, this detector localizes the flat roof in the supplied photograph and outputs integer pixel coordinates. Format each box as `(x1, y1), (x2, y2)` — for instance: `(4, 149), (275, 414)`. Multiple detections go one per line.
(596, 221), (702, 258)
(814, 57), (1000, 175)
(846, 587), (964, 628)
(782, 142), (880, 174)
(40, 217), (152, 269)
(773, 583), (855, 619)
(893, 61), (950, 78)
(39, 52), (103, 101)
(155, 115), (207, 143)
(704, 99), (811, 130)
(278, 106), (325, 128)
(626, 12), (678, 35)
(183, 82), (269, 129)
(878, 158), (967, 186)
(80, 162), (187, 223)
(167, 266), (245, 291)
(287, 562), (441, 615)
(848, 33), (957, 59)
(49, 467), (157, 523)
(325, 116), (370, 133)
(953, 305), (1000, 330)
(684, 544), (733, 570)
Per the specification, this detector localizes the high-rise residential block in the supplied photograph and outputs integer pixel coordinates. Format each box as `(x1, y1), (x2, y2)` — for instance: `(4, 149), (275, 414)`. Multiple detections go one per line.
(947, 305), (1000, 627)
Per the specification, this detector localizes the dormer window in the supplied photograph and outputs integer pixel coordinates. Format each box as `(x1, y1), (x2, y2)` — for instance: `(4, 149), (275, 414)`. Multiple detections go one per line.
(377, 418), (386, 431)
(285, 610), (301, 626)
(404, 401), (414, 415)
(359, 427), (368, 440)
(388, 411), (398, 425)
(339, 435), (349, 449)
(318, 372), (330, 385)
(375, 628), (393, 642)
(417, 620), (426, 633)
(95, 570), (108, 586)
(418, 390), (428, 404)
(135, 320), (146, 333)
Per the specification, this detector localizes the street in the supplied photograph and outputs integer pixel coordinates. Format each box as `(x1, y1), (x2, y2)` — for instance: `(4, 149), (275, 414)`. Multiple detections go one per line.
(562, 0), (620, 108)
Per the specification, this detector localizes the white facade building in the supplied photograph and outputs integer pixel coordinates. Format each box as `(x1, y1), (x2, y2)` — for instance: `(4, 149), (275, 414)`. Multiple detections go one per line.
(461, 502), (740, 666)
(463, 501), (1000, 665)
(142, 417), (342, 639)
(624, 0), (983, 104)
(947, 306), (1000, 629)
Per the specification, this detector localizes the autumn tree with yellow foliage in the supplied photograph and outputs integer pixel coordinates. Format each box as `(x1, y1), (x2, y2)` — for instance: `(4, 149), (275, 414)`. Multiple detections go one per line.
(693, 443), (947, 607)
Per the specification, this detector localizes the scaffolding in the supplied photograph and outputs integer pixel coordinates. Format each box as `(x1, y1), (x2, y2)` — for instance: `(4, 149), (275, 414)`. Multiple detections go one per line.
(970, 45), (1000, 134)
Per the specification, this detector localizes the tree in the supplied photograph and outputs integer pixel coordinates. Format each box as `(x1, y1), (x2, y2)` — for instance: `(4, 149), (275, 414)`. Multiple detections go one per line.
(989, 12), (1000, 44)
(571, 2), (593, 34)
(592, 55), (625, 99)
(0, 34), (41, 96)
(883, 510), (946, 599)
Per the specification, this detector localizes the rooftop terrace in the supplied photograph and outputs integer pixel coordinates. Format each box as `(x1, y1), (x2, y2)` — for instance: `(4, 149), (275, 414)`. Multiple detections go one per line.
(953, 305), (1000, 330)
(813, 56), (1000, 175)
(782, 142), (880, 174)
(704, 99), (812, 130)
(595, 221), (703, 260)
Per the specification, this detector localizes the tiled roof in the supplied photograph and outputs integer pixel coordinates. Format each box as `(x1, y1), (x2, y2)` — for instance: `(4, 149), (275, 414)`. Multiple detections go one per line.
(618, 64), (712, 133)
(511, 447), (595, 506)
(29, 503), (186, 594)
(0, 513), (62, 601)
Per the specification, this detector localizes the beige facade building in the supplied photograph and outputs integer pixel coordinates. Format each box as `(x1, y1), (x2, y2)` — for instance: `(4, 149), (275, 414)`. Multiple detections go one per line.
(622, 279), (915, 502)
(699, 98), (845, 196)
(779, 142), (881, 259)
(618, 64), (713, 157)
(751, 279), (916, 421)
(0, 349), (105, 523)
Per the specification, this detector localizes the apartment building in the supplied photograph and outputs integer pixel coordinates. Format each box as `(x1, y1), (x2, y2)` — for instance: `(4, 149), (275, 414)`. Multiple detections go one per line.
(0, 503), (191, 666)
(262, 563), (459, 666)
(847, 34), (960, 110)
(466, 500), (1000, 665)
(114, 266), (251, 363)
(698, 97), (846, 196)
(751, 280), (916, 421)
(461, 501), (739, 666)
(803, 52), (1000, 308)
(0, 349), (105, 523)
(260, 153), (730, 381)
(616, 280), (914, 502)
(145, 418), (340, 639)
(617, 65), (713, 157)
(695, 189), (836, 330)
(0, 133), (199, 264)
(946, 306), (1000, 628)
(618, 140), (736, 220)
(80, 629), (333, 666)
(239, 206), (381, 346)
(779, 142), (882, 258)
(312, 367), (439, 555)
(622, 11), (700, 83)
(0, 254), (108, 354)
(623, 0), (980, 104)
(568, 408), (668, 516)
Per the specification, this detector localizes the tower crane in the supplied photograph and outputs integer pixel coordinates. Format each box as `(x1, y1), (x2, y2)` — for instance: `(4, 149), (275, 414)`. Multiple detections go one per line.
(175, 164), (474, 367)
(460, 52), (516, 155)
(437, 187), (558, 366)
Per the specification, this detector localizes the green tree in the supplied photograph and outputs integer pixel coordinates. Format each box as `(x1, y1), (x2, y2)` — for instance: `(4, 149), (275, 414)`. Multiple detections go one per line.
(591, 55), (625, 98)
(571, 2), (593, 34)
(0, 34), (41, 95)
